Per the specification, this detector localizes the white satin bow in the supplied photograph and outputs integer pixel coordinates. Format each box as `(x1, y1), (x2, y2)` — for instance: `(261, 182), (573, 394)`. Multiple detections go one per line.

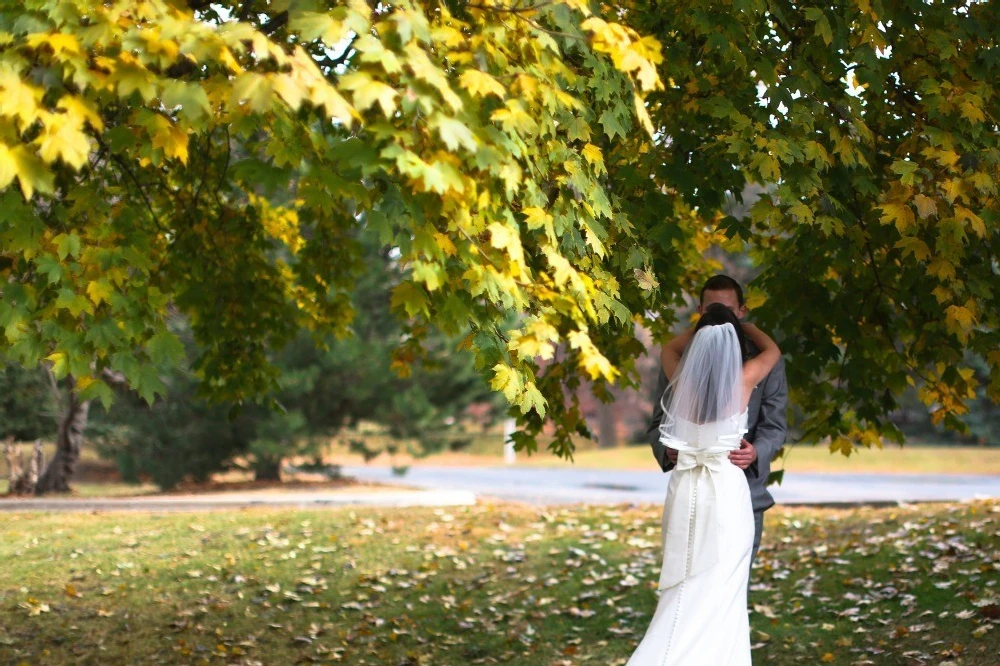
(657, 449), (730, 590)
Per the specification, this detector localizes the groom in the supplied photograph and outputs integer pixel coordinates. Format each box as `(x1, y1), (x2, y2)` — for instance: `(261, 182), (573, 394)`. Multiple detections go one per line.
(646, 275), (787, 567)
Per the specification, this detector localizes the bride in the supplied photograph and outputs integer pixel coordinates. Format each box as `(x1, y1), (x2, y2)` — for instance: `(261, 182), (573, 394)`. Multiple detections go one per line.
(626, 303), (780, 665)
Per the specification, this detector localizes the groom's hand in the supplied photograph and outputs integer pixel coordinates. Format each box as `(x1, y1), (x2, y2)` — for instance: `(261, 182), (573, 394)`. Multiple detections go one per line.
(665, 447), (678, 464)
(729, 439), (757, 469)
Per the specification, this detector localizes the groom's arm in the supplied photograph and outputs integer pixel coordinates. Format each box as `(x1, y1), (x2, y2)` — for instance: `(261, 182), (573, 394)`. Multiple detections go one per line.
(646, 368), (675, 472)
(748, 356), (788, 478)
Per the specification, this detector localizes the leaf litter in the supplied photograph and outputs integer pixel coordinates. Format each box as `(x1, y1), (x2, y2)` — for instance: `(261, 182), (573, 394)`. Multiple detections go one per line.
(0, 500), (996, 664)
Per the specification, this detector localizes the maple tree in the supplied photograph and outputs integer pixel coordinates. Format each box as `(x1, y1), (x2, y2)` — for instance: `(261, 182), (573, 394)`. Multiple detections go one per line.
(615, 0), (1000, 454)
(0, 0), (662, 491)
(0, 0), (997, 492)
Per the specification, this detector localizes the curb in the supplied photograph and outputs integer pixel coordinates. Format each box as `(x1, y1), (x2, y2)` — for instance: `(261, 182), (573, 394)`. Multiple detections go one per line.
(0, 490), (477, 512)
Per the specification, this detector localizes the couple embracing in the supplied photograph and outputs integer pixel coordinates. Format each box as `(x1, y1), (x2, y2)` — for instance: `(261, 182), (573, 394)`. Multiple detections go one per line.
(627, 275), (788, 665)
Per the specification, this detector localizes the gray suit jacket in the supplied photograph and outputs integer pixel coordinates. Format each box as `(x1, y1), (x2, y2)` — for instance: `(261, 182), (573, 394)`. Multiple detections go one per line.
(645, 347), (787, 513)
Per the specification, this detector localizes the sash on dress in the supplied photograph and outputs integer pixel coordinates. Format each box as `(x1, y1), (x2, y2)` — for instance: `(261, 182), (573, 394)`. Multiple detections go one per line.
(657, 419), (746, 590)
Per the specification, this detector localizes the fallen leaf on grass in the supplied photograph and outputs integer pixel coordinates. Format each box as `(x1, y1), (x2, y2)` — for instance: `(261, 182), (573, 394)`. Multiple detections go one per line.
(753, 604), (777, 619)
(971, 624), (993, 638)
(19, 598), (50, 616)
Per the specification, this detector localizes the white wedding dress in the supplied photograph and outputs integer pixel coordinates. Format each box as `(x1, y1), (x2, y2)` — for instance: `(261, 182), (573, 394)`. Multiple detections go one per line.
(626, 410), (754, 666)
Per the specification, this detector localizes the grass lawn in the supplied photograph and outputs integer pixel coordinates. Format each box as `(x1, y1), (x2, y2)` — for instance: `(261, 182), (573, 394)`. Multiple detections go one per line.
(0, 500), (997, 665)
(535, 443), (1000, 475)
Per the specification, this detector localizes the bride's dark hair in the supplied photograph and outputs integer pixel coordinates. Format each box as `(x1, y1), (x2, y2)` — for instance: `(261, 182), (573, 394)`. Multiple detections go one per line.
(695, 303), (749, 362)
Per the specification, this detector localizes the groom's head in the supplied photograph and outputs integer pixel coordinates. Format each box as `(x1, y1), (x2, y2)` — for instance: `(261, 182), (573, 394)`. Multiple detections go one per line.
(699, 275), (747, 319)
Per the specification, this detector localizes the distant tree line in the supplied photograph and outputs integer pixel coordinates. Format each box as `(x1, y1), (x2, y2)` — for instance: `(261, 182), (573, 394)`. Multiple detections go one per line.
(2, 241), (499, 492)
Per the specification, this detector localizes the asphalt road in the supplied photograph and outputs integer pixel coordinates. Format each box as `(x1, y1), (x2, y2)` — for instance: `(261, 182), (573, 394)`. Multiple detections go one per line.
(2, 467), (995, 513)
(342, 464), (1000, 506)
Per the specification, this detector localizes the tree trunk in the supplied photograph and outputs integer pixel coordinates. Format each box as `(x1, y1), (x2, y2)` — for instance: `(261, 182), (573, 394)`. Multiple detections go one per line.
(253, 457), (283, 482)
(598, 396), (618, 449)
(34, 383), (90, 495)
(3, 437), (24, 495)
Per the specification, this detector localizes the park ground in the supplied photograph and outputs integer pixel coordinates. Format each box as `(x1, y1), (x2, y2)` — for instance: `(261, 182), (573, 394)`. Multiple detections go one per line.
(5, 441), (1000, 500)
(0, 500), (997, 665)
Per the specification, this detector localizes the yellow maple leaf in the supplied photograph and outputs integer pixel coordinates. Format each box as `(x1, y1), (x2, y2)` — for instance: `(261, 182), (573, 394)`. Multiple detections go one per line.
(582, 143), (604, 166)
(433, 232), (457, 257)
(0, 71), (41, 128)
(273, 72), (305, 111)
(488, 222), (525, 269)
(26, 32), (81, 56)
(944, 304), (975, 340)
(0, 143), (18, 190)
(86, 280), (113, 306)
(35, 114), (91, 170)
(340, 72), (397, 116)
(57, 95), (104, 132)
(490, 363), (523, 402)
(458, 70), (505, 99)
(941, 178), (965, 203)
(230, 73), (274, 113)
(578, 342), (618, 382)
(150, 117), (189, 164)
(879, 202), (914, 232)
(522, 207), (551, 229)
(542, 246), (577, 287)
(491, 100), (538, 135)
(927, 257), (956, 280)
(959, 97), (985, 124)
(829, 437), (854, 456)
(954, 205), (985, 237)
(0, 143), (55, 198)
(894, 236), (931, 262)
(45, 351), (69, 379)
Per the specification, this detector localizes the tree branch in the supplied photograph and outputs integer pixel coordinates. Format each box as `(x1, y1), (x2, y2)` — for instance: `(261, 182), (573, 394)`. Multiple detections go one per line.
(314, 34), (358, 73)
(165, 58), (198, 80)
(457, 227), (532, 288)
(260, 11), (288, 36)
(43, 365), (62, 406)
(214, 125), (232, 208)
(769, 14), (858, 128)
(100, 368), (128, 387)
(189, 126), (215, 214)
(465, 2), (554, 14)
(237, 0), (257, 22)
(95, 135), (169, 234)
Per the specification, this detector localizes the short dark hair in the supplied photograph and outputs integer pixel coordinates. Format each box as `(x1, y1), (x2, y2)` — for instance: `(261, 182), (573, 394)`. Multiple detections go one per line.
(700, 275), (745, 307)
(695, 302), (749, 362)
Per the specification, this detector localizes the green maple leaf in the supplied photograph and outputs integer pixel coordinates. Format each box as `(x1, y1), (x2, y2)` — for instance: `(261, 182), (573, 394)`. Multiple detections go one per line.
(598, 108), (628, 139)
(146, 330), (184, 366)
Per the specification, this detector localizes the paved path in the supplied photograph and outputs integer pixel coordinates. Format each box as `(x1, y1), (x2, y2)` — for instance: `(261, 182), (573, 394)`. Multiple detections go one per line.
(0, 489), (475, 512)
(342, 465), (1000, 506)
(2, 468), (995, 512)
